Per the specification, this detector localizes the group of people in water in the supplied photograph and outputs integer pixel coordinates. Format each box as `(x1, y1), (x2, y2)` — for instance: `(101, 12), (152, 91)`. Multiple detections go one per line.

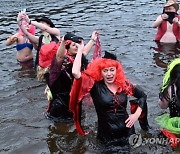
(5, 0), (180, 150)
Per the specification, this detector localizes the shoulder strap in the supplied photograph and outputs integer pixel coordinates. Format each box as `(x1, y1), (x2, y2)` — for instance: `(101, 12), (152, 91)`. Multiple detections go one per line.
(37, 35), (44, 52)
(35, 35), (43, 68)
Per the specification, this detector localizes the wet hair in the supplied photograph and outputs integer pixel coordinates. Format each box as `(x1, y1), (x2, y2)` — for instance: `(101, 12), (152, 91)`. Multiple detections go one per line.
(84, 58), (133, 95)
(170, 64), (180, 103)
(160, 64), (180, 103)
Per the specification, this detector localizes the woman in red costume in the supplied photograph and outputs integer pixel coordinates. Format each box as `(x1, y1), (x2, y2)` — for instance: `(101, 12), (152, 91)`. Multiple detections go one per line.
(45, 32), (98, 121)
(152, 0), (180, 43)
(70, 41), (149, 146)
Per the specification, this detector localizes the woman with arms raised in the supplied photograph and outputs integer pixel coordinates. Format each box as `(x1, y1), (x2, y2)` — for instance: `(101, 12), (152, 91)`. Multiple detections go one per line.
(45, 31), (98, 121)
(6, 20), (35, 68)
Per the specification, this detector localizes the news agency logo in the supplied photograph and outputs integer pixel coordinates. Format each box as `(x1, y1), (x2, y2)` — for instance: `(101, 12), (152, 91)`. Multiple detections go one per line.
(129, 133), (180, 148)
(129, 134), (143, 148)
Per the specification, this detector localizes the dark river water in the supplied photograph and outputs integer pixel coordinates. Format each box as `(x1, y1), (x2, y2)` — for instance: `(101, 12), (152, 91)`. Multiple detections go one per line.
(1, 0), (180, 153)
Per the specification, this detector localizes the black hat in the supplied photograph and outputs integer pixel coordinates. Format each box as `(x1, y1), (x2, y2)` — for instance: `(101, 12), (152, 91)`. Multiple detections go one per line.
(103, 51), (117, 60)
(35, 16), (55, 28)
(64, 32), (83, 43)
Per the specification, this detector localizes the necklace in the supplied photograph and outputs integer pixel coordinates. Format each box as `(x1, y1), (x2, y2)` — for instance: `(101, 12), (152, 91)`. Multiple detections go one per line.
(43, 33), (51, 44)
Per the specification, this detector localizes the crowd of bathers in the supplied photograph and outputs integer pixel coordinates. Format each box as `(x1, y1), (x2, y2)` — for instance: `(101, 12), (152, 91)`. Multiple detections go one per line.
(5, 0), (180, 150)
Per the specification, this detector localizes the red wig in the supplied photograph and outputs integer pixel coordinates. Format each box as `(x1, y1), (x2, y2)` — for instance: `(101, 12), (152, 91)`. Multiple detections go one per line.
(70, 58), (134, 135)
(84, 58), (133, 95)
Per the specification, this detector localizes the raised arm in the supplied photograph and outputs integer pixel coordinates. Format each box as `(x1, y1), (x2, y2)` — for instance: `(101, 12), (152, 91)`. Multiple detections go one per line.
(72, 41), (84, 79)
(25, 14), (60, 37)
(17, 12), (39, 44)
(82, 31), (98, 56)
(18, 23), (39, 44)
(152, 14), (168, 28)
(56, 36), (66, 63)
(173, 16), (180, 27)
